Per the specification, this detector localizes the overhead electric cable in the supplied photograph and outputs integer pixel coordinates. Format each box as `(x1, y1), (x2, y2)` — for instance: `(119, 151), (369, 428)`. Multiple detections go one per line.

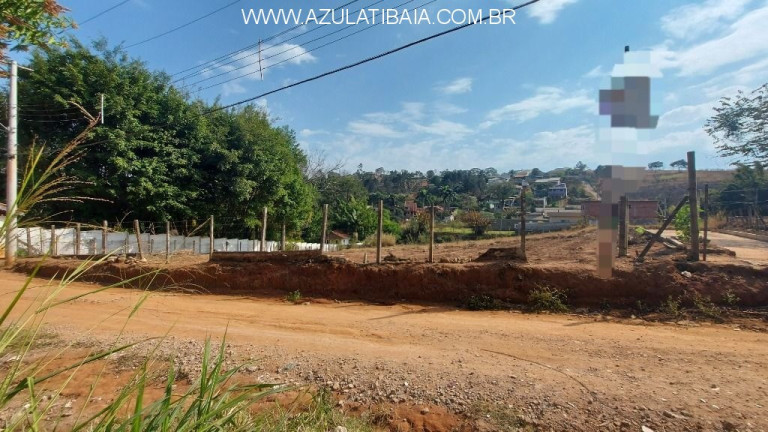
(203, 0), (539, 115)
(79, 0), (132, 25)
(171, 0), (364, 79)
(125, 0), (242, 48)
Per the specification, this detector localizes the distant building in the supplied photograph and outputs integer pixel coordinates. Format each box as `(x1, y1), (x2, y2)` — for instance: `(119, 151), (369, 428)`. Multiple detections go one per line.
(548, 183), (568, 199)
(328, 231), (350, 246)
(581, 200), (659, 223)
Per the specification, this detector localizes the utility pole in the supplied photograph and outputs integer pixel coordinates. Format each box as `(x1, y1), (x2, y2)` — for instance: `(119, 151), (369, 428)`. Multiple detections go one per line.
(5, 60), (18, 267)
(519, 184), (527, 260)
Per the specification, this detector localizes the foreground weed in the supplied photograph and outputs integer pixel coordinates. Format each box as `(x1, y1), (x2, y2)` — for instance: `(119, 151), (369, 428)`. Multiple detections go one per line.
(468, 402), (535, 432)
(722, 289), (741, 308)
(527, 286), (568, 313)
(286, 290), (302, 304)
(465, 294), (500, 311)
(692, 293), (723, 322)
(659, 295), (682, 318)
(255, 389), (374, 432)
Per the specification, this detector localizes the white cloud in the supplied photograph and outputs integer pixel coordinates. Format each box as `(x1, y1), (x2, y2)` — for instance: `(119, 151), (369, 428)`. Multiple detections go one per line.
(221, 81), (246, 97)
(482, 87), (594, 128)
(299, 128), (328, 138)
(658, 102), (714, 128)
(584, 65), (607, 79)
(661, 0), (753, 40)
(659, 5), (768, 76)
(348, 121), (403, 138)
(412, 119), (472, 138)
(527, 0), (578, 24)
(438, 77), (473, 95)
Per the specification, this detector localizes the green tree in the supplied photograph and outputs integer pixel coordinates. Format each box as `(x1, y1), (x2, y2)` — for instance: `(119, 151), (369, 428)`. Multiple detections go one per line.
(670, 159), (688, 171)
(0, 0), (74, 66)
(648, 161), (664, 170)
(705, 83), (768, 164)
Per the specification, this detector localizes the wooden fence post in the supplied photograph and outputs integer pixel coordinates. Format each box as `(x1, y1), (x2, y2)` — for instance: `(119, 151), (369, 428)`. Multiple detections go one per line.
(320, 204), (328, 254)
(703, 184), (709, 261)
(618, 196), (628, 257)
(687, 151), (700, 261)
(261, 206), (268, 252)
(429, 205), (435, 263)
(165, 221), (171, 263)
(133, 220), (144, 260)
(376, 200), (383, 264)
(281, 223), (286, 251)
(519, 186), (527, 260)
(209, 215), (214, 258)
(26, 228), (32, 257)
(75, 223), (81, 256)
(50, 225), (56, 257)
(637, 196), (689, 262)
(102, 220), (108, 254)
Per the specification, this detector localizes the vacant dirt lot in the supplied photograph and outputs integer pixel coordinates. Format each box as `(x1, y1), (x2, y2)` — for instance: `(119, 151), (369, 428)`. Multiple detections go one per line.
(2, 270), (767, 431)
(4, 228), (767, 430)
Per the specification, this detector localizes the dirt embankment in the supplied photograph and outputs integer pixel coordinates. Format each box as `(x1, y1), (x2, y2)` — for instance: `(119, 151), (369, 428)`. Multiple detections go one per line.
(13, 252), (768, 309)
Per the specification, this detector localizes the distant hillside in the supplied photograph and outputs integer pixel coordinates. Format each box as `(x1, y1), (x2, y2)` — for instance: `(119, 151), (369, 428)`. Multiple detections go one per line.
(626, 170), (734, 204)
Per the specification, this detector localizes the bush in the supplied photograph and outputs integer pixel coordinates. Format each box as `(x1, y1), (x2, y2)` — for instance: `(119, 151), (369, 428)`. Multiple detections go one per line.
(399, 212), (429, 244)
(362, 233), (397, 247)
(465, 294), (500, 311)
(286, 290), (302, 303)
(659, 295), (682, 317)
(459, 211), (492, 236)
(527, 286), (568, 313)
(673, 204), (692, 243)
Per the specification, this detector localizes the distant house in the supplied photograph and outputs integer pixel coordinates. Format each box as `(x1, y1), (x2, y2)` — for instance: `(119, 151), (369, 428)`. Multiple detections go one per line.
(581, 200), (659, 223)
(512, 171), (529, 185)
(404, 200), (419, 218)
(328, 231), (350, 246)
(548, 183), (568, 199)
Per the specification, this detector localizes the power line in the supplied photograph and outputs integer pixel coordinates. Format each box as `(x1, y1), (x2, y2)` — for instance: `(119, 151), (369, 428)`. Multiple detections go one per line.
(170, 0), (364, 79)
(79, 0), (132, 26)
(203, 1), (535, 115)
(182, 0), (415, 91)
(125, 0), (242, 48)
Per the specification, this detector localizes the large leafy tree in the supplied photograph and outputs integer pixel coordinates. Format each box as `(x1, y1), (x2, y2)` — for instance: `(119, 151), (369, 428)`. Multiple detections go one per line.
(13, 40), (314, 236)
(706, 83), (768, 164)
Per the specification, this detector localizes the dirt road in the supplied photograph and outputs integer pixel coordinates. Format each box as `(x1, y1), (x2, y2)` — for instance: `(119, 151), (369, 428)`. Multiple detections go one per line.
(3, 271), (767, 431)
(706, 232), (768, 266)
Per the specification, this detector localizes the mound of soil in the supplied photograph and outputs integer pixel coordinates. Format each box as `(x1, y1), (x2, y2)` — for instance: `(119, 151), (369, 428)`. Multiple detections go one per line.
(14, 257), (768, 309)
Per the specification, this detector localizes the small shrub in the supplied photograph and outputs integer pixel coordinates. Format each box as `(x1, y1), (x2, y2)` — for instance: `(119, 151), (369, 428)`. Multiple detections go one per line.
(465, 294), (499, 311)
(722, 289), (741, 308)
(286, 290), (302, 303)
(362, 233), (397, 247)
(459, 211), (492, 236)
(673, 204), (691, 243)
(659, 295), (682, 317)
(635, 300), (650, 315)
(693, 293), (723, 321)
(527, 286), (568, 313)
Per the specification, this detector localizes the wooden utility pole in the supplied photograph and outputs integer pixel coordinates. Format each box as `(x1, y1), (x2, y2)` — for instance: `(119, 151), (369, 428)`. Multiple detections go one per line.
(519, 186), (527, 259)
(165, 221), (171, 263)
(209, 215), (214, 258)
(26, 228), (32, 257)
(75, 223), (81, 256)
(618, 196), (628, 257)
(261, 206), (268, 252)
(703, 184), (709, 261)
(320, 204), (329, 254)
(687, 151), (700, 261)
(281, 223), (286, 251)
(102, 220), (108, 254)
(376, 200), (383, 264)
(5, 61), (18, 267)
(429, 205), (435, 263)
(133, 219), (144, 260)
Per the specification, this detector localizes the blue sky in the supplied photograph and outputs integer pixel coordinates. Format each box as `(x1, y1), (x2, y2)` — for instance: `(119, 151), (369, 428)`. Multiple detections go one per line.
(49, 0), (768, 172)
